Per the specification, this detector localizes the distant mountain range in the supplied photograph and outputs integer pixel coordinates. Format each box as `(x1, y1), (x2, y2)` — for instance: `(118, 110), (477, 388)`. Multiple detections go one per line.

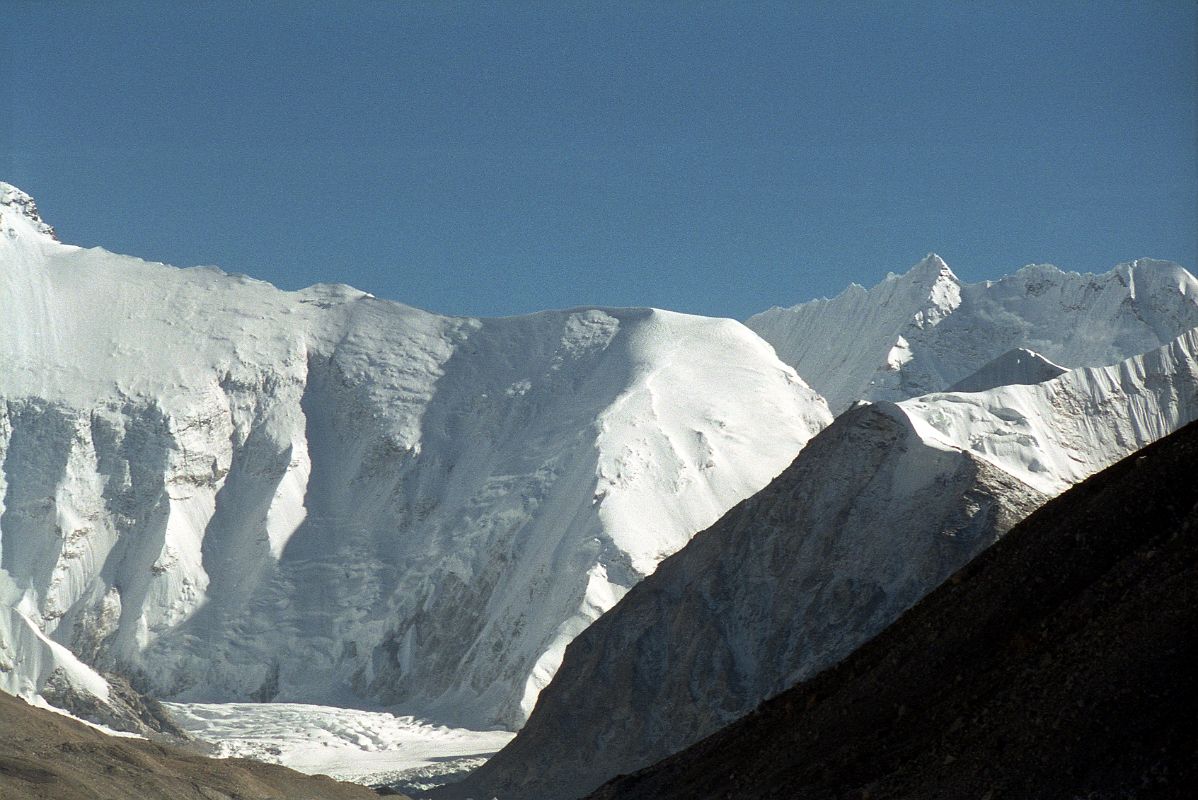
(748, 253), (1198, 411)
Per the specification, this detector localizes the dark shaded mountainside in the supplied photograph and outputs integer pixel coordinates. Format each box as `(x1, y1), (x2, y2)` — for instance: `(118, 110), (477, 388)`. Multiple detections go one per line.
(0, 691), (384, 800)
(587, 420), (1198, 800)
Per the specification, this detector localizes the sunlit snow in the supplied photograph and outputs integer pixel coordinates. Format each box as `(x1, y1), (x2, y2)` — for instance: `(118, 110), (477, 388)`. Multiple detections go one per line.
(0, 182), (830, 731)
(749, 253), (1198, 411)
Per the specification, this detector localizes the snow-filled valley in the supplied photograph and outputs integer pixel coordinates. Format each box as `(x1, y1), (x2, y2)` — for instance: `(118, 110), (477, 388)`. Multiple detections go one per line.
(3, 180), (1198, 796)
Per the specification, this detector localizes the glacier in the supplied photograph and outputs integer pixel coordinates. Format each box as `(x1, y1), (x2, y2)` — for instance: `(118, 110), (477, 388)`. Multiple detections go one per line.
(0, 181), (831, 729)
(452, 326), (1198, 800)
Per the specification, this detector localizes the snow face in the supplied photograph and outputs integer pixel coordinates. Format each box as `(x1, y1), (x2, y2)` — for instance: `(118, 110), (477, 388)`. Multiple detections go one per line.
(456, 328), (1198, 800)
(0, 576), (111, 703)
(747, 254), (1198, 412)
(0, 184), (831, 728)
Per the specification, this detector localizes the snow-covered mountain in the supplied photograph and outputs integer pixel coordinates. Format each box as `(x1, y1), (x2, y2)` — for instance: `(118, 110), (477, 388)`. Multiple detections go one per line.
(452, 327), (1198, 800)
(947, 347), (1066, 393)
(747, 254), (1198, 412)
(0, 182), (831, 729)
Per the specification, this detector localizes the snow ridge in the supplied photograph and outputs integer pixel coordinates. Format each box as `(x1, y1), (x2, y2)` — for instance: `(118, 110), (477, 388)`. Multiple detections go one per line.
(747, 255), (1198, 412)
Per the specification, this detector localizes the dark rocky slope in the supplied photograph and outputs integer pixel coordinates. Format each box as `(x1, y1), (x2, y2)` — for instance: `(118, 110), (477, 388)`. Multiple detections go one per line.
(587, 420), (1198, 800)
(0, 690), (384, 800)
(443, 403), (1046, 800)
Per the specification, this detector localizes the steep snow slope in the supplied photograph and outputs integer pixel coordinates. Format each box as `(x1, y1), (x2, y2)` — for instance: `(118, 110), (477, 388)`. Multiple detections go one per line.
(0, 182), (831, 729)
(0, 580), (109, 704)
(901, 328), (1198, 496)
(451, 328), (1198, 800)
(747, 254), (1198, 412)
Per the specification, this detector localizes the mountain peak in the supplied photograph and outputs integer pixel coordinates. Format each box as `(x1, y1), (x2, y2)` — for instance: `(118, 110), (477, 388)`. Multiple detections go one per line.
(908, 252), (958, 284)
(0, 182), (57, 240)
(905, 253), (961, 328)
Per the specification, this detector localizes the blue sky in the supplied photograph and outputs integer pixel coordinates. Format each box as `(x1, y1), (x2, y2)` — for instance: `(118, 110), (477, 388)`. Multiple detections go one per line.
(4, 1), (1196, 319)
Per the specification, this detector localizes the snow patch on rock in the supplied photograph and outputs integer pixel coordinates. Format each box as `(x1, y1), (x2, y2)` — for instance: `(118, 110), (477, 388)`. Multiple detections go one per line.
(1, 182), (57, 241)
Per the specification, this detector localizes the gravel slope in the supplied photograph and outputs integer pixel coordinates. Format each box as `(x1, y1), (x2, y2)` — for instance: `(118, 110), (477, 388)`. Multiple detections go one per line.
(0, 691), (386, 800)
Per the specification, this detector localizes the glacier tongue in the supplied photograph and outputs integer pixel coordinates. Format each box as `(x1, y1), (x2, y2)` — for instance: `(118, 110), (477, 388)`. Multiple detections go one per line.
(452, 326), (1198, 800)
(0, 185), (831, 728)
(748, 255), (1198, 412)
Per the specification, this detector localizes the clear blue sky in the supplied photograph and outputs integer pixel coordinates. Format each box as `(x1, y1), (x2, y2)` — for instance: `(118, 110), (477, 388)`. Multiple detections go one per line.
(4, 1), (1196, 319)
